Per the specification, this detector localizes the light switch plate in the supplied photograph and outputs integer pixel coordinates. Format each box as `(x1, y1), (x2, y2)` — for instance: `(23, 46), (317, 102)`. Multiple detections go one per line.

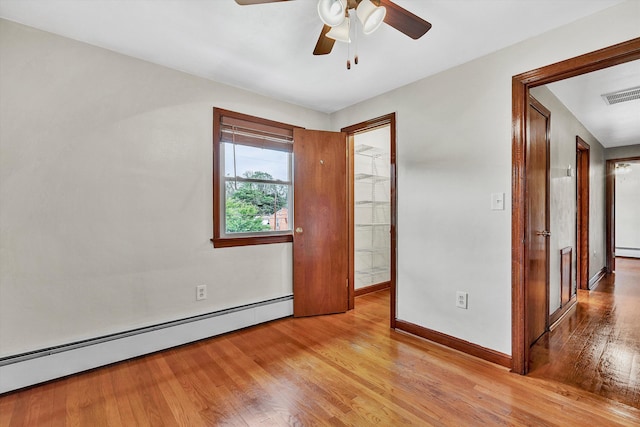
(491, 192), (505, 210)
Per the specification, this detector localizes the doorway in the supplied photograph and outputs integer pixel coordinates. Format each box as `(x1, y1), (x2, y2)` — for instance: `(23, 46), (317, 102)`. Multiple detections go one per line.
(606, 156), (640, 272)
(342, 114), (397, 324)
(511, 38), (640, 375)
(576, 137), (590, 290)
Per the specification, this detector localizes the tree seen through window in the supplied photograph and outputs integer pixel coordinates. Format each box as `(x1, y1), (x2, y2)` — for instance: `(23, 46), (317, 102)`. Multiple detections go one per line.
(225, 171), (289, 233)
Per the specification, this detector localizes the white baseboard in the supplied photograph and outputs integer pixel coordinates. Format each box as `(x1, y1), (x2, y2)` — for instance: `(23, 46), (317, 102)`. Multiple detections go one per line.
(0, 296), (293, 394)
(615, 248), (640, 259)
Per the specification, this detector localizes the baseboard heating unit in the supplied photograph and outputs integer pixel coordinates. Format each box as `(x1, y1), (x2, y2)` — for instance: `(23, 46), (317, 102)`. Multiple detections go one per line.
(0, 295), (293, 394)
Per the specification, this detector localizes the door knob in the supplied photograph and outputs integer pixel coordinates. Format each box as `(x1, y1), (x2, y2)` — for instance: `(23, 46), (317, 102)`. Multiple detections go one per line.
(295, 227), (303, 234)
(536, 230), (551, 237)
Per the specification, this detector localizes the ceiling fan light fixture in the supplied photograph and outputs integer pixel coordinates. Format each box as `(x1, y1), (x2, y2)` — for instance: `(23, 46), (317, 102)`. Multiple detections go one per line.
(318, 0), (346, 27)
(615, 163), (632, 174)
(326, 17), (351, 43)
(356, 0), (386, 34)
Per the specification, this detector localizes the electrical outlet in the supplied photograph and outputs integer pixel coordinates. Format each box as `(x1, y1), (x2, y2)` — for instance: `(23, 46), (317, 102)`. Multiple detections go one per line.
(196, 285), (207, 301)
(456, 291), (468, 309)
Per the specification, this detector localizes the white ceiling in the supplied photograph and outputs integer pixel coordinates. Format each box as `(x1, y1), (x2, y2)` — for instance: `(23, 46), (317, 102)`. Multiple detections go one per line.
(546, 60), (640, 148)
(0, 0), (636, 147)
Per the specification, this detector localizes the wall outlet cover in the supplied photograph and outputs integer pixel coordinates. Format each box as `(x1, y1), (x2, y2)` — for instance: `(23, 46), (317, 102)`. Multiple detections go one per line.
(456, 291), (468, 309)
(196, 285), (207, 301)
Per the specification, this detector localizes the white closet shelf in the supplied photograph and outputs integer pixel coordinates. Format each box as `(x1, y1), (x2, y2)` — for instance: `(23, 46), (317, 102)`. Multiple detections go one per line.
(354, 139), (390, 288)
(355, 144), (386, 158)
(356, 267), (390, 275)
(354, 173), (389, 183)
(356, 247), (389, 254)
(355, 200), (390, 207)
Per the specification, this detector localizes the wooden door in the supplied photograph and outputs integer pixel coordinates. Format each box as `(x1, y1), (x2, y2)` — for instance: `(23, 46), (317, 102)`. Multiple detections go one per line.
(525, 96), (550, 347)
(293, 129), (348, 317)
(576, 137), (590, 290)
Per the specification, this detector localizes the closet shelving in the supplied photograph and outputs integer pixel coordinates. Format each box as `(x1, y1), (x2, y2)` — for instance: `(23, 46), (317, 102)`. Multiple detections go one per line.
(354, 143), (390, 287)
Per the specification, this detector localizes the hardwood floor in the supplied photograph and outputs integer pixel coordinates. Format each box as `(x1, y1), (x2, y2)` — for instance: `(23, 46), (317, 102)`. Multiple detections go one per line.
(529, 257), (640, 409)
(2, 289), (640, 426)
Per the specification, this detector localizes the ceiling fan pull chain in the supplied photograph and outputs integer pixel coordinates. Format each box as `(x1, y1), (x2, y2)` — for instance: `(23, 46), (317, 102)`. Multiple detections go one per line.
(354, 10), (359, 65)
(346, 9), (351, 70)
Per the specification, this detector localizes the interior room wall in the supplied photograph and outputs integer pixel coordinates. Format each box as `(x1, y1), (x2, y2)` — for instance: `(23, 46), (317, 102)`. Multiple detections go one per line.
(0, 18), (330, 358)
(615, 160), (640, 258)
(330, 1), (639, 355)
(605, 144), (640, 159)
(529, 86), (606, 313)
(589, 142), (607, 279)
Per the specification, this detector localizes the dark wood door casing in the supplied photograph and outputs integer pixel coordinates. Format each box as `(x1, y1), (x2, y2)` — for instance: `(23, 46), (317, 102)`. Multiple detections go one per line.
(576, 137), (590, 290)
(525, 95), (550, 348)
(606, 159), (616, 273)
(292, 129), (349, 317)
(512, 37), (640, 375)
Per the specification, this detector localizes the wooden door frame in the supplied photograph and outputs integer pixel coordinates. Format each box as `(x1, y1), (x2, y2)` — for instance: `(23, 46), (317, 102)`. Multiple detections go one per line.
(511, 38), (640, 375)
(342, 113), (397, 325)
(606, 155), (640, 273)
(576, 137), (590, 290)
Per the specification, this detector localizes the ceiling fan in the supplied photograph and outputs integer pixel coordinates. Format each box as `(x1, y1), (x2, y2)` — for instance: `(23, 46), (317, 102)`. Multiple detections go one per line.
(235, 0), (432, 63)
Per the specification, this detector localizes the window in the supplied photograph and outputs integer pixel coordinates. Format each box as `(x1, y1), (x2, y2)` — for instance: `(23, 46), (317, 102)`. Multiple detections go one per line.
(212, 108), (296, 247)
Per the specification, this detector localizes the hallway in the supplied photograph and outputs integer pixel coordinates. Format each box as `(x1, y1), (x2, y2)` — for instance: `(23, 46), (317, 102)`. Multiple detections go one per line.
(529, 257), (640, 408)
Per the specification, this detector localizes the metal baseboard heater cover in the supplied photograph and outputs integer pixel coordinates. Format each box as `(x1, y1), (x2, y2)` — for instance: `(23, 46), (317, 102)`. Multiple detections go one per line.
(0, 295), (293, 393)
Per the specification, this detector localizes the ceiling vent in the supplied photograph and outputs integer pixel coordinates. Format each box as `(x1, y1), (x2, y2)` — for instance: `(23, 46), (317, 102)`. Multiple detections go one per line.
(601, 86), (640, 105)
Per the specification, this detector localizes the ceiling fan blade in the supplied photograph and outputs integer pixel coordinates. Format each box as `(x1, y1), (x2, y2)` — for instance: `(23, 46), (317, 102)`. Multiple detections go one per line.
(379, 0), (432, 40)
(313, 25), (336, 55)
(235, 0), (292, 5)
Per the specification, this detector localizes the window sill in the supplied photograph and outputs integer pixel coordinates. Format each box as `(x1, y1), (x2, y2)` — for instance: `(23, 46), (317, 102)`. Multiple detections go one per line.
(211, 234), (293, 248)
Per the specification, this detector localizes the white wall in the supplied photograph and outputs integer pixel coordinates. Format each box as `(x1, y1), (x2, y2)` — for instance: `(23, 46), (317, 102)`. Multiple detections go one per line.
(0, 19), (329, 358)
(615, 161), (640, 258)
(529, 86), (607, 313)
(589, 141), (608, 278)
(606, 144), (640, 159)
(329, 1), (639, 355)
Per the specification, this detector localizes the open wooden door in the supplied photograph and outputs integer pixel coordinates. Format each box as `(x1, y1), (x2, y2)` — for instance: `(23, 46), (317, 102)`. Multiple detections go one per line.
(525, 95), (551, 347)
(293, 129), (349, 317)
